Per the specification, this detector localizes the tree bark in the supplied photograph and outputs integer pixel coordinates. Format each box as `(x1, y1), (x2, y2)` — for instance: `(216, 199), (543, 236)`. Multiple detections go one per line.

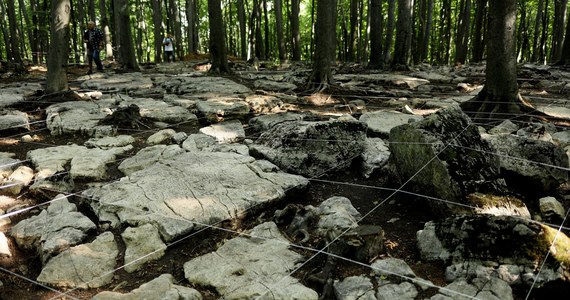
(114, 0), (139, 70)
(275, 0), (286, 62)
(392, 0), (414, 69)
(152, 0), (163, 62)
(461, 0), (525, 122)
(0, 2), (11, 61)
(291, 0), (301, 61)
(168, 0), (183, 60)
(46, 0), (71, 93)
(551, 0), (568, 62)
(208, 0), (230, 73)
(368, 0), (383, 68)
(7, 0), (24, 71)
(18, 0), (37, 64)
(558, 2), (570, 64)
(454, 0), (471, 64)
(383, 0), (396, 64)
(100, 0), (113, 60)
(531, 0), (544, 63)
(309, 0), (338, 87)
(237, 0), (247, 59)
(348, 0), (358, 62)
(471, 0), (487, 63)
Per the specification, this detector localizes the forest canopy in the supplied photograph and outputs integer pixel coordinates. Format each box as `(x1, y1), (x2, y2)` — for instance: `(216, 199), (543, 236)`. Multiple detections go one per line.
(0, 0), (568, 68)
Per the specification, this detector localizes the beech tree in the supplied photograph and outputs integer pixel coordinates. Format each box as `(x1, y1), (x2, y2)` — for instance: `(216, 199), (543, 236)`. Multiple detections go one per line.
(392, 0), (414, 69)
(208, 0), (230, 73)
(46, 0), (71, 93)
(114, 0), (139, 70)
(460, 0), (528, 122)
(309, 0), (337, 88)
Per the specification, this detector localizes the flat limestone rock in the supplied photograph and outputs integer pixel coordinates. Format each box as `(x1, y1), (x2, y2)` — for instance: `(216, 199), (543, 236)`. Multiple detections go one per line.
(183, 222), (318, 300)
(37, 232), (118, 289)
(84, 152), (308, 241)
(93, 274), (202, 300)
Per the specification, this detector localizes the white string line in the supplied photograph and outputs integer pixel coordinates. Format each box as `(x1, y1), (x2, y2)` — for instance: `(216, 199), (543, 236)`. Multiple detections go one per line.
(4, 142), (560, 298)
(1, 127), (50, 141)
(309, 178), (570, 231)
(0, 120), (47, 131)
(254, 123), (475, 299)
(2, 101), (564, 296)
(45, 152), (362, 299)
(525, 206), (570, 300)
(0, 266), (81, 300)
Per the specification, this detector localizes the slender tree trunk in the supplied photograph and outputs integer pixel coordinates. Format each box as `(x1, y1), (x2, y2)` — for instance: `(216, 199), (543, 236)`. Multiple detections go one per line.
(88, 0), (96, 21)
(30, 0), (40, 64)
(263, 0), (270, 60)
(275, 0), (286, 62)
(472, 0), (487, 63)
(423, 0), (433, 62)
(369, 0), (383, 68)
(46, 0), (71, 93)
(208, 0), (230, 73)
(348, 0), (358, 62)
(100, 0), (113, 60)
(0, 2), (11, 61)
(186, 0), (197, 54)
(392, 0), (414, 69)
(136, 0), (144, 63)
(7, 0), (24, 71)
(291, 0), (301, 60)
(70, 0), (80, 63)
(40, 0), (49, 64)
(551, 0), (568, 62)
(168, 0), (183, 60)
(237, 0), (247, 59)
(558, 2), (570, 64)
(454, 0), (471, 64)
(255, 0), (264, 59)
(152, 0), (163, 62)
(539, 0), (550, 64)
(114, 0), (139, 70)
(383, 0), (396, 64)
(18, 0), (36, 64)
(531, 0), (544, 63)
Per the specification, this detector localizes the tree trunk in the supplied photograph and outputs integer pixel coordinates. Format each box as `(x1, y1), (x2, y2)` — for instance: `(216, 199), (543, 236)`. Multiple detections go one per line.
(152, 0), (163, 62)
(531, 0), (544, 63)
(135, 0), (144, 62)
(539, 0), (550, 64)
(392, 0), (414, 69)
(208, 0), (230, 73)
(237, 0), (247, 59)
(291, 0), (301, 61)
(275, 0), (286, 62)
(46, 0), (71, 93)
(472, 0), (487, 63)
(557, 2), (570, 64)
(309, 0), (338, 87)
(70, 0), (80, 63)
(454, 0), (471, 64)
(551, 0), (568, 62)
(461, 0), (524, 122)
(114, 0), (139, 70)
(100, 0), (113, 60)
(88, 0), (96, 21)
(348, 0), (358, 62)
(7, 0), (24, 71)
(383, 0), (396, 64)
(263, 0), (270, 60)
(168, 0), (183, 60)
(368, 0), (383, 68)
(40, 0), (49, 64)
(0, 2), (11, 61)
(18, 0), (37, 64)
(30, 0), (40, 64)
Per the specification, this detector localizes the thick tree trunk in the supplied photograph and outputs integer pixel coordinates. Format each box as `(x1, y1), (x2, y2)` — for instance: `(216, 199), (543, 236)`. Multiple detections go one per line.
(237, 0), (247, 59)
(88, 0), (96, 21)
(208, 0), (230, 73)
(368, 0), (383, 68)
(291, 0), (301, 61)
(46, 0), (71, 93)
(275, 0), (286, 62)
(309, 0), (338, 87)
(461, 0), (525, 122)
(114, 0), (139, 70)
(152, 0), (163, 62)
(392, 0), (414, 69)
(168, 0), (183, 60)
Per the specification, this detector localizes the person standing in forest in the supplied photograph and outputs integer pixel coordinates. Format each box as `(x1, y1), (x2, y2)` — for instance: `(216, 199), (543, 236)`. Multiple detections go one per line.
(84, 21), (104, 74)
(163, 34), (175, 62)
